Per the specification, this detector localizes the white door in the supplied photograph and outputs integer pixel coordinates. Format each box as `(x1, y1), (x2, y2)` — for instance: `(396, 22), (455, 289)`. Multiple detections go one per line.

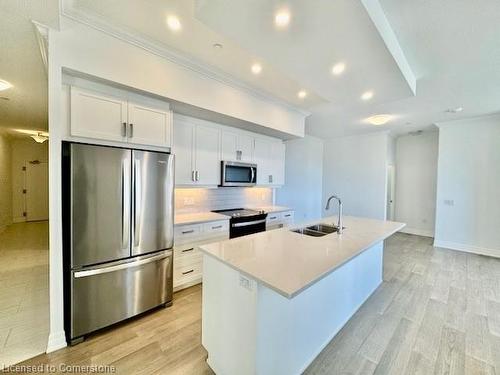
(70, 87), (128, 142)
(26, 161), (49, 221)
(221, 131), (238, 161)
(254, 138), (272, 185)
(271, 142), (286, 186)
(386, 165), (396, 220)
(195, 125), (220, 186)
(173, 120), (195, 185)
(128, 102), (172, 147)
(238, 134), (254, 163)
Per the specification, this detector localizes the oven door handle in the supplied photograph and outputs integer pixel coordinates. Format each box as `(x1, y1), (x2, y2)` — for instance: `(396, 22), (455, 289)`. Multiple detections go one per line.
(232, 219), (267, 228)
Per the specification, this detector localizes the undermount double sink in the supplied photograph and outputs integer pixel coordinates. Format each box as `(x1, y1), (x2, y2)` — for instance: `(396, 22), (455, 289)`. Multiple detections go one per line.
(291, 224), (340, 237)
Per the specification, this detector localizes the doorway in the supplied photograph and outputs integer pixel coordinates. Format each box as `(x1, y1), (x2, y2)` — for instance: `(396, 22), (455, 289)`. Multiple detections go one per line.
(25, 160), (49, 222)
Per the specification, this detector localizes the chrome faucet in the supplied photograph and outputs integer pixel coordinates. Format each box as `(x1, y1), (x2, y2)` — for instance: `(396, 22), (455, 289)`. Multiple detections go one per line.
(325, 195), (343, 234)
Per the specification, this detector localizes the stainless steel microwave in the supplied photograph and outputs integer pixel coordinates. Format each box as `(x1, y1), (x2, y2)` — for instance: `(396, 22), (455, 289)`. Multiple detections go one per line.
(221, 161), (257, 187)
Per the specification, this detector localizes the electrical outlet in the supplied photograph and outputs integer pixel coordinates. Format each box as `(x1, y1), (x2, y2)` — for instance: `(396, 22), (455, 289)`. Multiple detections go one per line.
(444, 199), (454, 206)
(239, 275), (253, 291)
(183, 197), (195, 206)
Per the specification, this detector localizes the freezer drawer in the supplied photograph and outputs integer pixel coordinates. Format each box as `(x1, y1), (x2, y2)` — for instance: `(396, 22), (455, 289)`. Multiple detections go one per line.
(70, 250), (172, 339)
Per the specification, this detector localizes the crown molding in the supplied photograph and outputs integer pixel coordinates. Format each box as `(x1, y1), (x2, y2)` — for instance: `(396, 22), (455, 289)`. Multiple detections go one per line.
(32, 20), (49, 74)
(60, 2), (311, 117)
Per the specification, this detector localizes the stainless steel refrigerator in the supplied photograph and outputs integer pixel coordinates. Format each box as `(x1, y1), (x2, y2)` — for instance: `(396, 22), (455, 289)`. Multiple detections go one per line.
(62, 142), (174, 345)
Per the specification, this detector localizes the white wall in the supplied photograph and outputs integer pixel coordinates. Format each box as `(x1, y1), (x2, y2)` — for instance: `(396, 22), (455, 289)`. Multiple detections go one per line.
(322, 132), (390, 220)
(11, 139), (49, 222)
(0, 133), (12, 232)
(394, 132), (438, 237)
(435, 115), (500, 257)
(276, 135), (324, 223)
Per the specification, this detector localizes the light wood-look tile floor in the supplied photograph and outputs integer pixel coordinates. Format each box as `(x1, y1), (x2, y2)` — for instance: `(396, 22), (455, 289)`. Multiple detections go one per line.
(20, 233), (500, 374)
(0, 221), (49, 368)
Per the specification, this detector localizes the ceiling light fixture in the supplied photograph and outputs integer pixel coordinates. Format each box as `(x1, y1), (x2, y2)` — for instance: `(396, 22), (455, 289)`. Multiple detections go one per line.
(361, 91), (374, 101)
(166, 15), (182, 32)
(0, 79), (13, 91)
(213, 43), (223, 49)
(251, 63), (262, 75)
(31, 132), (49, 143)
(331, 62), (346, 76)
(446, 107), (463, 113)
(297, 90), (307, 99)
(275, 9), (291, 28)
(366, 114), (392, 126)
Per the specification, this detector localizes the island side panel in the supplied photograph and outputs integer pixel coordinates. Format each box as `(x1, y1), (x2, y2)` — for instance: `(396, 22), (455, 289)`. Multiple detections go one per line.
(202, 254), (259, 375)
(255, 242), (384, 375)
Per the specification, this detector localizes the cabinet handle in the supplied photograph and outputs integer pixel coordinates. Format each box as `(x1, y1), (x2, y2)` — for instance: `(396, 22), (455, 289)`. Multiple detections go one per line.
(121, 122), (127, 137)
(195, 170), (199, 181)
(181, 229), (195, 234)
(284, 214), (291, 217)
(182, 269), (194, 275)
(129, 123), (134, 138)
(211, 225), (223, 229)
(268, 175), (273, 183)
(181, 248), (194, 253)
(191, 170), (195, 182)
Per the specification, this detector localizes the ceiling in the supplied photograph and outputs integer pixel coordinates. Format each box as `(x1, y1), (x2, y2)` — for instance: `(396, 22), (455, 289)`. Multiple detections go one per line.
(3, 0), (500, 139)
(0, 1), (59, 136)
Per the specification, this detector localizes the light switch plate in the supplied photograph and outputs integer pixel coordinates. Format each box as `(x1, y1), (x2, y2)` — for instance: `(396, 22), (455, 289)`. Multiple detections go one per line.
(444, 199), (454, 206)
(239, 275), (253, 291)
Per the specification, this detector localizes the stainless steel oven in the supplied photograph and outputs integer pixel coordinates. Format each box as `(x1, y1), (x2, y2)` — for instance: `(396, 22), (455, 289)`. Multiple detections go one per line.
(221, 161), (257, 187)
(212, 209), (267, 238)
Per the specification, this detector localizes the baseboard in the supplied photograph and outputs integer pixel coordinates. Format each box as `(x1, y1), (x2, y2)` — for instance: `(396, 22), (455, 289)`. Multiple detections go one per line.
(46, 331), (67, 353)
(399, 227), (434, 238)
(433, 240), (500, 259)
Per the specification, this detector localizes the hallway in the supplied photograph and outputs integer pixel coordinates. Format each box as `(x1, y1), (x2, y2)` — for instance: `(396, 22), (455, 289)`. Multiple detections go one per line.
(0, 221), (49, 368)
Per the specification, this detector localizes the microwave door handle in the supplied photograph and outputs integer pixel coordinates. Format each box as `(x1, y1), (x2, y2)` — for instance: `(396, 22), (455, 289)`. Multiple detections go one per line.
(251, 167), (255, 183)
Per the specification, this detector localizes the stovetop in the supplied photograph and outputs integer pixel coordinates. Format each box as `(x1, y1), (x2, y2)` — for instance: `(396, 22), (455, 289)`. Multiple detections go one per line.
(212, 208), (265, 218)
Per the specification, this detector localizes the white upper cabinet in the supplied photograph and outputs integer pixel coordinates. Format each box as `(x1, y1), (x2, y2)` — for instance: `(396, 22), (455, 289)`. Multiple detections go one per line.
(127, 102), (172, 147)
(70, 87), (128, 143)
(221, 130), (254, 162)
(254, 137), (286, 186)
(70, 86), (172, 148)
(194, 125), (220, 185)
(173, 117), (220, 187)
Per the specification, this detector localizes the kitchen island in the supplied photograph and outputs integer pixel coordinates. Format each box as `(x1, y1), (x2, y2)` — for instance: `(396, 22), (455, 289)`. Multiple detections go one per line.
(199, 216), (405, 375)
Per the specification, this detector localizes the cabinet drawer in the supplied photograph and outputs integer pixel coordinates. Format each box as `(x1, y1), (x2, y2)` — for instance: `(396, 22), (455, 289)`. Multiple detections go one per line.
(174, 261), (203, 283)
(174, 244), (201, 259)
(282, 211), (294, 221)
(174, 224), (202, 241)
(266, 213), (282, 223)
(203, 220), (229, 235)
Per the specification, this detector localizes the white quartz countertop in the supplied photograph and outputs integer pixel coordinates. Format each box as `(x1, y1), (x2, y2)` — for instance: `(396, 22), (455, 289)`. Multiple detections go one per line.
(174, 212), (229, 226)
(199, 216), (405, 298)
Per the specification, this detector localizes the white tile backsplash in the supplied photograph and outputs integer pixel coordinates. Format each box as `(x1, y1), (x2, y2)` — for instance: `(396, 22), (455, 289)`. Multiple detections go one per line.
(175, 188), (273, 214)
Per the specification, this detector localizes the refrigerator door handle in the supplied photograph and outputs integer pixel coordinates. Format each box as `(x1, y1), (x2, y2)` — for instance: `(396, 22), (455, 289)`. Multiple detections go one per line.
(73, 251), (172, 278)
(121, 159), (130, 251)
(133, 158), (142, 248)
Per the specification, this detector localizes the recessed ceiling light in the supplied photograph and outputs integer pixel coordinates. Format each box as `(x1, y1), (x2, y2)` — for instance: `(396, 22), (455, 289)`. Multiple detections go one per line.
(0, 79), (13, 91)
(251, 63), (262, 75)
(213, 43), (223, 49)
(331, 62), (346, 76)
(297, 90), (307, 99)
(361, 91), (374, 101)
(446, 107), (463, 113)
(275, 9), (291, 28)
(366, 114), (392, 126)
(166, 15), (182, 32)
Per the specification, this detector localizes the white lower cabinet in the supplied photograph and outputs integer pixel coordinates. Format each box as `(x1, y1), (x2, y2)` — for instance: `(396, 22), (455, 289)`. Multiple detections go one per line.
(266, 210), (294, 230)
(173, 220), (229, 291)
